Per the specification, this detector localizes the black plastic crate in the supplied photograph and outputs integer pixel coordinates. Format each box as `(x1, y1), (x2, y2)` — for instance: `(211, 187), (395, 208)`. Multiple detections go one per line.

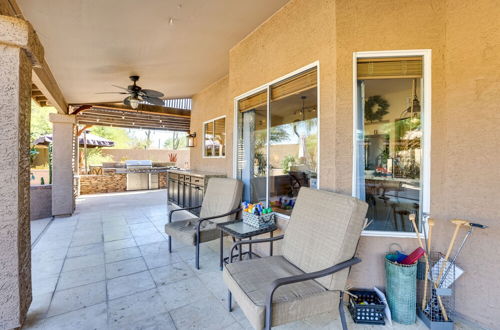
(348, 289), (386, 325)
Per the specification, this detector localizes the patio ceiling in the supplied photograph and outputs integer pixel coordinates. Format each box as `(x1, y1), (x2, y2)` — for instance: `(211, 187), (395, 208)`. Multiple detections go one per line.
(73, 103), (191, 132)
(15, 0), (290, 104)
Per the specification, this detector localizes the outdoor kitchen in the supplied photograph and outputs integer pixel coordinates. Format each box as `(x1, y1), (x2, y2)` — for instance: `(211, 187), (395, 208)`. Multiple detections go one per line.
(78, 160), (175, 195)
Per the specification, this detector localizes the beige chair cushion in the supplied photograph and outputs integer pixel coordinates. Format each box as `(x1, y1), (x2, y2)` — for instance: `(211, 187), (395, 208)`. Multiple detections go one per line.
(223, 256), (338, 330)
(281, 188), (368, 290)
(165, 178), (242, 246)
(164, 219), (220, 246)
(199, 178), (243, 223)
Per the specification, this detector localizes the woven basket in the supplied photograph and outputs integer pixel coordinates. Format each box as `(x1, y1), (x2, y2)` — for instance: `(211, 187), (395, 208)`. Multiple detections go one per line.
(385, 255), (417, 324)
(242, 212), (275, 228)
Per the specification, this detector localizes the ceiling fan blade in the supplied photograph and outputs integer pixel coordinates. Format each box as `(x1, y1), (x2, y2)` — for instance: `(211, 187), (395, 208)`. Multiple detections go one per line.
(96, 92), (129, 94)
(141, 89), (164, 98)
(143, 96), (164, 106)
(113, 84), (131, 92)
(123, 97), (131, 106)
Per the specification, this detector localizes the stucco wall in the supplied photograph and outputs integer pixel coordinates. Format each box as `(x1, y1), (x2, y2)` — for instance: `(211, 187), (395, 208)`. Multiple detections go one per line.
(334, 1), (500, 327)
(30, 185), (52, 220)
(0, 17), (35, 327)
(50, 114), (76, 216)
(188, 0), (500, 326)
(189, 76), (231, 174)
(332, 0), (447, 292)
(435, 1), (500, 324)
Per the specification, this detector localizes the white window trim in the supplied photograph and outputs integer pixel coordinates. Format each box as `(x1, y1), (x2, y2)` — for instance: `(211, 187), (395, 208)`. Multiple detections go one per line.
(232, 61), (321, 215)
(352, 49), (432, 238)
(202, 115), (226, 159)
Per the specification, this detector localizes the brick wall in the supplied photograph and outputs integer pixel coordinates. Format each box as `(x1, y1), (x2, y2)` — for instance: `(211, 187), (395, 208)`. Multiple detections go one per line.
(80, 173), (127, 195)
(80, 172), (168, 195)
(159, 172), (168, 189)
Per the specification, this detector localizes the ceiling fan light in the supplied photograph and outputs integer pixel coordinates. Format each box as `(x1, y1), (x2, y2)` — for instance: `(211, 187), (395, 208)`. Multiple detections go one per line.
(129, 96), (140, 109)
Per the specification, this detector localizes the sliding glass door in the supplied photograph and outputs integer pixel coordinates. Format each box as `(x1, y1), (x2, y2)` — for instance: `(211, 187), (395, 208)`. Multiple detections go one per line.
(236, 67), (318, 216)
(236, 90), (268, 204)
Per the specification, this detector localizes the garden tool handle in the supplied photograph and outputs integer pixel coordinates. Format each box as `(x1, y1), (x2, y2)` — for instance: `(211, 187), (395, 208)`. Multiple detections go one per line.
(408, 215), (445, 317)
(422, 217), (435, 310)
(445, 219), (468, 260)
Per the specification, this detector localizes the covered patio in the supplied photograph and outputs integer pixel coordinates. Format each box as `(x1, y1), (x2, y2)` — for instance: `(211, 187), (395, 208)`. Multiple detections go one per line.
(25, 189), (436, 330)
(1, 0), (499, 329)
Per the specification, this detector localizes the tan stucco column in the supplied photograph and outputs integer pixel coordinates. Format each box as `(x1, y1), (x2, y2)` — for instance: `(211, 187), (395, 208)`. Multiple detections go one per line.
(49, 113), (76, 216)
(0, 15), (44, 329)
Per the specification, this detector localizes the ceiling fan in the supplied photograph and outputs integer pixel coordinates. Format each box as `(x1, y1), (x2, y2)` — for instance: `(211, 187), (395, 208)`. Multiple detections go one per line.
(97, 75), (164, 109)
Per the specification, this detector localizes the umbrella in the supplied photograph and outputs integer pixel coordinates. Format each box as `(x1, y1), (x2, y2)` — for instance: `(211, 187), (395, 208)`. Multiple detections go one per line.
(33, 133), (115, 148)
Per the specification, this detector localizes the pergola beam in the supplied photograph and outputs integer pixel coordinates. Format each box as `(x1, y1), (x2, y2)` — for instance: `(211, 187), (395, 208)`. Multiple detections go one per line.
(78, 118), (189, 129)
(77, 112), (189, 123)
(73, 102), (191, 118)
(77, 120), (189, 132)
(74, 103), (191, 132)
(77, 114), (189, 127)
(78, 117), (189, 129)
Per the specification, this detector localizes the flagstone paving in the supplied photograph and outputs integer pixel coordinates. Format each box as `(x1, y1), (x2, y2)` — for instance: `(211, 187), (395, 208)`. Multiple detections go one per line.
(24, 189), (471, 330)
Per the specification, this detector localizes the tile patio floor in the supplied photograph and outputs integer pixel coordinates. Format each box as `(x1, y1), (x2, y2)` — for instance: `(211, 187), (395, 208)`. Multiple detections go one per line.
(24, 189), (461, 330)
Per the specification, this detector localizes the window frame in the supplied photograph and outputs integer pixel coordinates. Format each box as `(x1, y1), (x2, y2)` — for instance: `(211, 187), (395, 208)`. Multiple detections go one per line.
(202, 115), (226, 159)
(352, 49), (432, 238)
(233, 61), (321, 218)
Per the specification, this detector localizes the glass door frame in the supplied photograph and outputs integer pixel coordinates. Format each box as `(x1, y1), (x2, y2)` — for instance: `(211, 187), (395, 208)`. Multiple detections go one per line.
(232, 61), (321, 217)
(352, 49), (432, 238)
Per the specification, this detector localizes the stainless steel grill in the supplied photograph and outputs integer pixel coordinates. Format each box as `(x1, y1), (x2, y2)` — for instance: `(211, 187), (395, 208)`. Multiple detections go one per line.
(125, 160), (155, 190)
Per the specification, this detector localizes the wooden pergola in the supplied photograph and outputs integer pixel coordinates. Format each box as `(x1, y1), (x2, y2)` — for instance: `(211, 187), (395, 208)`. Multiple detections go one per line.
(70, 102), (191, 132)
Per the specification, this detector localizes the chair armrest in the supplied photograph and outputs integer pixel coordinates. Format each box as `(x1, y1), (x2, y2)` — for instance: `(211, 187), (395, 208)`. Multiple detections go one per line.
(195, 207), (242, 243)
(197, 207), (242, 224)
(266, 257), (361, 309)
(230, 235), (285, 263)
(168, 205), (202, 223)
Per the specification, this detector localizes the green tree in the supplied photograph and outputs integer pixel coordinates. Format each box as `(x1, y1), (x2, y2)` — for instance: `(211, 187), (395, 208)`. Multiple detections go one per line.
(90, 126), (133, 149)
(163, 131), (187, 149)
(30, 101), (57, 140)
(254, 126), (289, 174)
(86, 148), (113, 165)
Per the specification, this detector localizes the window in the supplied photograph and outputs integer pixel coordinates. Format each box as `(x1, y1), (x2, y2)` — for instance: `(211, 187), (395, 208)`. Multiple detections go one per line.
(236, 66), (319, 216)
(353, 51), (431, 235)
(203, 116), (226, 158)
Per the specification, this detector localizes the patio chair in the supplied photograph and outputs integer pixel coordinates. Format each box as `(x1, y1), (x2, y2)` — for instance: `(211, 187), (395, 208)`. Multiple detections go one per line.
(223, 187), (368, 330)
(165, 178), (243, 269)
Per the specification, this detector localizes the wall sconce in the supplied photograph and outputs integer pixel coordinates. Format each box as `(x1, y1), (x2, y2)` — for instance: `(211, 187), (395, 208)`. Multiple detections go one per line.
(186, 132), (196, 148)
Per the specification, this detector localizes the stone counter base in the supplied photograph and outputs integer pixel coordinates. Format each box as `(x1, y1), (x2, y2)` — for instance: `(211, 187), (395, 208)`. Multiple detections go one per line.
(79, 172), (168, 195)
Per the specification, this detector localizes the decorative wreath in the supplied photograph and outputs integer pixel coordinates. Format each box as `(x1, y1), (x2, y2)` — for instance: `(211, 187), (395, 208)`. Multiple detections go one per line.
(365, 95), (390, 122)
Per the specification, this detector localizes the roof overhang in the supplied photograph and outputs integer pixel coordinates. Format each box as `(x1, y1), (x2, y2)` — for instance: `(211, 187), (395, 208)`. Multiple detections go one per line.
(1, 0), (68, 113)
